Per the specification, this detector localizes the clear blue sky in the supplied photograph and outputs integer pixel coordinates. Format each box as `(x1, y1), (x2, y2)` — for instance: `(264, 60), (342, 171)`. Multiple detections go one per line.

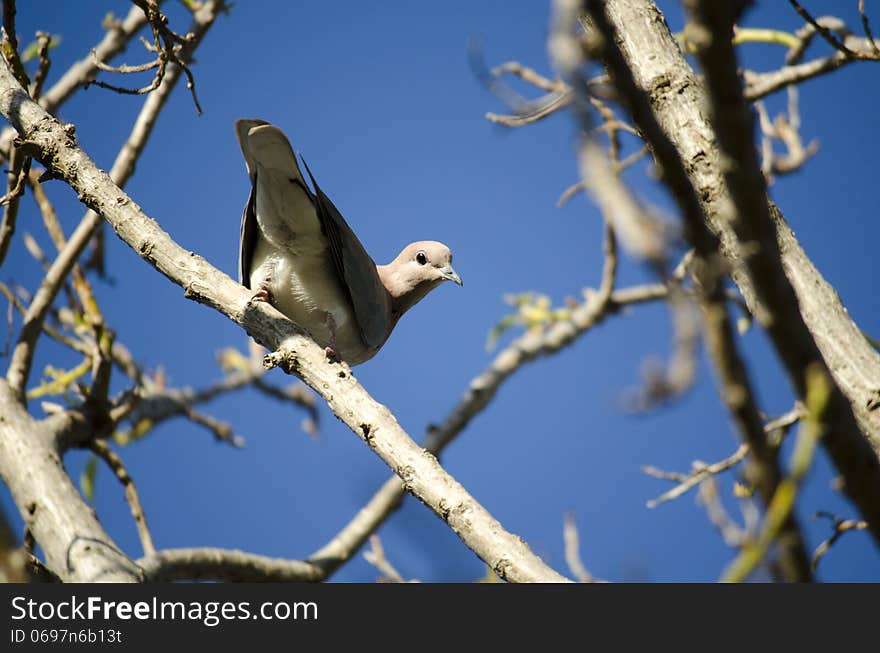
(4, 1), (878, 582)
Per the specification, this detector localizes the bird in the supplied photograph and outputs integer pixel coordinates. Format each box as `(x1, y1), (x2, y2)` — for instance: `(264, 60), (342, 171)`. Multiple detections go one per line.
(235, 119), (462, 365)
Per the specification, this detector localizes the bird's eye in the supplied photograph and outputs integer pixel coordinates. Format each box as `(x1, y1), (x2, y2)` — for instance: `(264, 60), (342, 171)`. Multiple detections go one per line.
(416, 251), (427, 265)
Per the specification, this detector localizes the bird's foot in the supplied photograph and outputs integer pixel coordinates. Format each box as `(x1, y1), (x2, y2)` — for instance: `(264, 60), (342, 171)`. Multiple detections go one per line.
(324, 346), (342, 364)
(324, 312), (342, 364)
(252, 281), (273, 304)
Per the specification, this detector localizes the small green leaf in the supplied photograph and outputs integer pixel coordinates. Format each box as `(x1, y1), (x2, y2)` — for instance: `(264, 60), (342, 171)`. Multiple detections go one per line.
(21, 34), (61, 63)
(485, 315), (518, 351)
(80, 455), (98, 502)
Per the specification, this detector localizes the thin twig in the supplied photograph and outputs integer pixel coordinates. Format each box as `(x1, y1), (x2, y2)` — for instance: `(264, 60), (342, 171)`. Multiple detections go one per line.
(4, 1), (223, 400)
(810, 510), (869, 571)
(89, 0), (204, 114)
(486, 90), (572, 127)
(87, 439), (155, 557)
(787, 1), (857, 57)
(721, 365), (830, 582)
(28, 32), (52, 100)
(645, 445), (749, 509)
(859, 0), (880, 55)
(643, 403), (807, 507)
(490, 61), (567, 92)
(0, 147), (29, 266)
(756, 87), (819, 180)
(137, 547), (324, 582)
(562, 512), (595, 582)
(363, 535), (407, 583)
(0, 5), (151, 161)
(0, 2), (34, 265)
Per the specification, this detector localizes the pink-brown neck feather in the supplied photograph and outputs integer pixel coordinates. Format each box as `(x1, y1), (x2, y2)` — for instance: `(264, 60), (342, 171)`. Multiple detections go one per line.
(377, 264), (443, 322)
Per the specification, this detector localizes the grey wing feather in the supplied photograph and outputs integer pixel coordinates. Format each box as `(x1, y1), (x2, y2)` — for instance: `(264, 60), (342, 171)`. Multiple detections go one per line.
(301, 159), (391, 351)
(238, 175), (258, 288)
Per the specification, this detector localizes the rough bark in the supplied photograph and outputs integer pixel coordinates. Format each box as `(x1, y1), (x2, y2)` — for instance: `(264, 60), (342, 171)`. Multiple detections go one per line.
(0, 381), (141, 581)
(604, 0), (880, 536)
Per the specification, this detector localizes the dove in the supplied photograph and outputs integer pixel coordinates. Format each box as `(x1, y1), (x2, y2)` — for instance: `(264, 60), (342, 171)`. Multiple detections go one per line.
(235, 119), (462, 365)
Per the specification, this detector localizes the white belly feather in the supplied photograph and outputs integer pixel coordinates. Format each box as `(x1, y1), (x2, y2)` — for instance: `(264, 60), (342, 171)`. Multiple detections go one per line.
(249, 238), (366, 362)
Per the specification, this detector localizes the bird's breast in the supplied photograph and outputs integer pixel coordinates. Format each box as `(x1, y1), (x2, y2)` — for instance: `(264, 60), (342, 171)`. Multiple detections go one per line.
(249, 240), (370, 363)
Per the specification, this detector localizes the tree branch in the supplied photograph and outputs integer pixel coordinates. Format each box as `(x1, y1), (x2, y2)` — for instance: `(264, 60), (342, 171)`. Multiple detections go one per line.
(0, 4), (152, 160)
(131, 273), (670, 583)
(4, 0), (223, 400)
(137, 547), (324, 582)
(0, 380), (141, 581)
(602, 0), (880, 548)
(0, 52), (569, 583)
(583, 0), (812, 580)
(683, 0), (880, 549)
(87, 439), (155, 557)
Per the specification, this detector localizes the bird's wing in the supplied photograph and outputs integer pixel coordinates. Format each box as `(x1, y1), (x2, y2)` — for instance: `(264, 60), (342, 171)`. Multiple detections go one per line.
(238, 178), (258, 287)
(301, 159), (392, 352)
(235, 119), (270, 181)
(235, 120), (320, 280)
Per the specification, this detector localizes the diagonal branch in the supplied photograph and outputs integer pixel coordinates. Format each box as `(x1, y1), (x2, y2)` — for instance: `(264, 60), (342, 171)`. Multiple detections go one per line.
(0, 4), (153, 160)
(0, 56), (567, 584)
(87, 439), (155, 557)
(4, 0), (223, 401)
(136, 276), (670, 583)
(683, 0), (880, 550)
(602, 0), (880, 550)
(0, 380), (141, 581)
(584, 0), (812, 580)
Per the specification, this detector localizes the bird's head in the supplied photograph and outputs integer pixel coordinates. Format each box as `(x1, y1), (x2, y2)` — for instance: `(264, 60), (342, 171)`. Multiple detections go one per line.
(380, 240), (462, 316)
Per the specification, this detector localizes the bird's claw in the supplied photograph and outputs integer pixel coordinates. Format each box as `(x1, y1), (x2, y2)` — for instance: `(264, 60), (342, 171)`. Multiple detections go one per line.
(252, 283), (273, 304)
(324, 346), (341, 364)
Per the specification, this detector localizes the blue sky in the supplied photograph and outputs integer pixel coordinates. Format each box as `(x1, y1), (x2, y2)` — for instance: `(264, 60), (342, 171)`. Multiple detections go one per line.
(3, 1), (879, 582)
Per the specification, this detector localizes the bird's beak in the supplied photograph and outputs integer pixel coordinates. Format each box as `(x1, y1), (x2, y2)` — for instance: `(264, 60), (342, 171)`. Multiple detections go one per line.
(440, 265), (463, 286)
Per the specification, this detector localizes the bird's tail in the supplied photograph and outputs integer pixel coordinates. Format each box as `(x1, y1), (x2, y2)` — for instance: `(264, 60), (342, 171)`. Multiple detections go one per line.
(234, 119), (305, 184)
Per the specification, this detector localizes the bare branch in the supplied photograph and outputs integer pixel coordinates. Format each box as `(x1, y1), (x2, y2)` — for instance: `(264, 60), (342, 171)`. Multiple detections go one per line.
(89, 0), (205, 114)
(721, 366), (830, 582)
(486, 90), (572, 127)
(683, 0), (880, 551)
(87, 439), (155, 557)
(787, 1), (857, 57)
(0, 54), (569, 583)
(4, 1), (224, 401)
(0, 145), (29, 266)
(859, 0), (880, 55)
(697, 476), (749, 548)
(0, 381), (141, 581)
(643, 403), (806, 508)
(363, 535), (408, 583)
(563, 512), (595, 582)
(490, 60), (567, 93)
(137, 547), (324, 582)
(811, 511), (870, 571)
(585, 0), (813, 580)
(744, 24), (880, 100)
(28, 31), (52, 100)
(1, 0), (28, 89)
(0, 4), (152, 160)
(646, 445), (749, 509)
(756, 87), (819, 180)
